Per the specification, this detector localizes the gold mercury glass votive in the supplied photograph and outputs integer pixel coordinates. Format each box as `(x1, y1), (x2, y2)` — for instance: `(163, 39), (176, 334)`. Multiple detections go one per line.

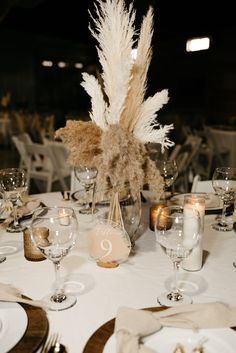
(23, 227), (49, 262)
(149, 203), (167, 231)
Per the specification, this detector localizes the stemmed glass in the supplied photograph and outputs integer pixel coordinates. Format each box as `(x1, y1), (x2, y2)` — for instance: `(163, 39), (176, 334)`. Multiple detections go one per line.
(74, 166), (98, 214)
(155, 205), (200, 306)
(0, 168), (28, 232)
(30, 206), (78, 311)
(158, 160), (178, 201)
(212, 167), (236, 231)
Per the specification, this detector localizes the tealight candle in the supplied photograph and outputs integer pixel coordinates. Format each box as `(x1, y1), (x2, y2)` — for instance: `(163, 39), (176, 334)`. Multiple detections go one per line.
(182, 194), (205, 271)
(59, 208), (70, 226)
(149, 203), (167, 231)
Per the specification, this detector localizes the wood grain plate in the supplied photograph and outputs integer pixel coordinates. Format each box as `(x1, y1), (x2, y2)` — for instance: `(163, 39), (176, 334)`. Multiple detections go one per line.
(8, 301), (49, 353)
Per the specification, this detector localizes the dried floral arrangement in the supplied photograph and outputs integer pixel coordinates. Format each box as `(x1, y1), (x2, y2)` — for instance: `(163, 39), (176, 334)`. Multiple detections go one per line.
(55, 0), (174, 198)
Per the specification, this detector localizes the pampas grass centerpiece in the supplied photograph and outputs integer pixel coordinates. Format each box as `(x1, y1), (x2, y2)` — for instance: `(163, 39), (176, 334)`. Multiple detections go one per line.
(55, 0), (174, 236)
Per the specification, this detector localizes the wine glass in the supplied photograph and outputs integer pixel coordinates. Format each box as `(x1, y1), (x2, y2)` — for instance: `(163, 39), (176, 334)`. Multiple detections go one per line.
(74, 166), (98, 214)
(30, 206), (79, 311)
(158, 159), (178, 200)
(155, 205), (200, 306)
(0, 168), (28, 232)
(212, 167), (236, 231)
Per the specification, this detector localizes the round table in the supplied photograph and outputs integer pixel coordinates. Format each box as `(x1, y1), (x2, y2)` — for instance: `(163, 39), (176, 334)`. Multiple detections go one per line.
(0, 192), (236, 353)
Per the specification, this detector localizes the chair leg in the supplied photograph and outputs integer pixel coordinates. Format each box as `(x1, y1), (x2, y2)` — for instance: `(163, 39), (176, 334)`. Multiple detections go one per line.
(46, 176), (53, 193)
(59, 178), (69, 191)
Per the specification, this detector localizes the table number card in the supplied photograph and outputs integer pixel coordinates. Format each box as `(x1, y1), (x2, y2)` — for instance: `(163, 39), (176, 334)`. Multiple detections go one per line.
(89, 222), (131, 268)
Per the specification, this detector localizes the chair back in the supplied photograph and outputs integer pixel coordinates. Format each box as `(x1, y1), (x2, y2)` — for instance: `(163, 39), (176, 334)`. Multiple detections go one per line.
(173, 135), (202, 192)
(191, 175), (214, 193)
(24, 142), (70, 193)
(47, 142), (71, 189)
(205, 126), (230, 167)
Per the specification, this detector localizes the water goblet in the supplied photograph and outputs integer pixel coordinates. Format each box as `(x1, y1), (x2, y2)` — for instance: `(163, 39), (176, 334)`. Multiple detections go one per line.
(155, 205), (200, 306)
(74, 166), (98, 214)
(158, 159), (178, 200)
(212, 167), (236, 231)
(0, 168), (28, 232)
(30, 206), (79, 311)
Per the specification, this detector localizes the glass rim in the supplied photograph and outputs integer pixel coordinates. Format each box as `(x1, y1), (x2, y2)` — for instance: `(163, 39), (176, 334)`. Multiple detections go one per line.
(214, 166), (236, 173)
(0, 167), (26, 174)
(32, 206), (75, 219)
(155, 205), (200, 219)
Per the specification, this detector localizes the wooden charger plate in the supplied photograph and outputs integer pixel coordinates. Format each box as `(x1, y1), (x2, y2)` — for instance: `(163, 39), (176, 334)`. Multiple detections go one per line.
(8, 300), (49, 353)
(83, 307), (163, 353)
(83, 306), (236, 353)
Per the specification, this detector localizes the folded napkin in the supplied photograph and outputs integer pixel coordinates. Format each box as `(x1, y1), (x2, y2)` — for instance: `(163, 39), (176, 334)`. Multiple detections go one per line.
(0, 283), (47, 309)
(115, 302), (236, 353)
(0, 198), (42, 229)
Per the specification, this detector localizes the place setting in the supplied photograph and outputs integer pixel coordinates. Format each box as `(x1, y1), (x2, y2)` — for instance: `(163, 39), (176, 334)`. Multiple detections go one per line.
(0, 168), (46, 232)
(0, 283), (49, 353)
(83, 302), (236, 353)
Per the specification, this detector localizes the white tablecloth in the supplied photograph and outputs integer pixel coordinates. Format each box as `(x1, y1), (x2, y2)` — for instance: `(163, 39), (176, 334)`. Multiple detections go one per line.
(0, 192), (236, 353)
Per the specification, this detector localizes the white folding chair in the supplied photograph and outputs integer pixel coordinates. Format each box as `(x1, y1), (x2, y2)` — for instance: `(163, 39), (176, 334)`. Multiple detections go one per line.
(174, 135), (202, 192)
(11, 134), (43, 170)
(24, 142), (71, 193)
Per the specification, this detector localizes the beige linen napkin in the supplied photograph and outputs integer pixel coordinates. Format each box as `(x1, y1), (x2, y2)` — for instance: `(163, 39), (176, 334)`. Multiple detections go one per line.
(115, 302), (236, 353)
(0, 283), (47, 309)
(0, 198), (41, 230)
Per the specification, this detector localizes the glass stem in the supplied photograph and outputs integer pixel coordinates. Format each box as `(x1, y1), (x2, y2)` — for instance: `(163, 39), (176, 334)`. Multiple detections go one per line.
(12, 203), (20, 227)
(53, 261), (65, 299)
(85, 187), (91, 209)
(91, 182), (96, 213)
(220, 201), (228, 225)
(162, 187), (167, 201)
(172, 260), (180, 294)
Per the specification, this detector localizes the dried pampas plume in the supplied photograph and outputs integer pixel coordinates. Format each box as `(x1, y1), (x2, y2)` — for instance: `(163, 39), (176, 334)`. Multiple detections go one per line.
(56, 0), (175, 195)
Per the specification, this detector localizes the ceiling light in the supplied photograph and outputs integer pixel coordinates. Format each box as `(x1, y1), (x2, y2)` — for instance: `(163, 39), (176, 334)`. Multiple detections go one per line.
(74, 63), (83, 69)
(186, 37), (210, 52)
(42, 60), (53, 67)
(58, 61), (67, 68)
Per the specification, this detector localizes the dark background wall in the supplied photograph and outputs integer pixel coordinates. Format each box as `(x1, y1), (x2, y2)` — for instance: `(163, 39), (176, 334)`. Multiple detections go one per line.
(0, 0), (235, 129)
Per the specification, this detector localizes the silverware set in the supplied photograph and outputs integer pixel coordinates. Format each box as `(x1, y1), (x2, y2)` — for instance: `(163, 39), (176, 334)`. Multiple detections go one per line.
(42, 332), (67, 353)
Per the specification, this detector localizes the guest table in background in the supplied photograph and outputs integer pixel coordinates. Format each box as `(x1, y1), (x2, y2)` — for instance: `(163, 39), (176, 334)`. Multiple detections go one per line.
(0, 192), (236, 353)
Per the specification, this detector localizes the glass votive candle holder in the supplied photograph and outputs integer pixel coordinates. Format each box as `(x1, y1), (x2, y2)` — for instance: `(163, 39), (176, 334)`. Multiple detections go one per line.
(23, 227), (48, 262)
(182, 194), (205, 271)
(149, 203), (167, 231)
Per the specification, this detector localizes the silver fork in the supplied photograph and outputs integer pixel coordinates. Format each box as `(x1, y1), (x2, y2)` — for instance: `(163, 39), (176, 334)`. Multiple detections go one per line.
(42, 332), (59, 353)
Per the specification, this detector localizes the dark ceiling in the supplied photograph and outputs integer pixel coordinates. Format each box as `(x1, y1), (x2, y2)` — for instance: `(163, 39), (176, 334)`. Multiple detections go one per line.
(0, 0), (235, 44)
